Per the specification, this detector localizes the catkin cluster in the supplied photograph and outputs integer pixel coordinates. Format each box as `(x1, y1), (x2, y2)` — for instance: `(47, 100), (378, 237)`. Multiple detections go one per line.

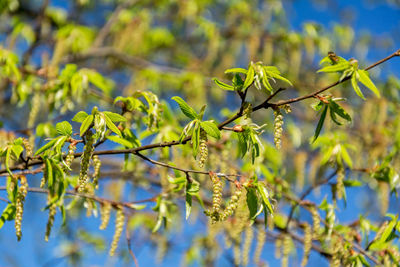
(78, 132), (95, 192)
(281, 234), (292, 267)
(273, 109), (284, 149)
(15, 176), (28, 241)
(92, 155), (101, 189)
(64, 143), (77, 171)
(220, 187), (243, 221)
(301, 223), (312, 266)
(109, 208), (125, 256)
(99, 202), (111, 230)
(210, 173), (222, 223)
(27, 93), (40, 129)
(45, 200), (57, 242)
(198, 129), (208, 168)
(310, 206), (320, 239)
(253, 224), (266, 266)
(22, 138), (32, 158)
(336, 167), (345, 200)
(242, 226), (254, 266)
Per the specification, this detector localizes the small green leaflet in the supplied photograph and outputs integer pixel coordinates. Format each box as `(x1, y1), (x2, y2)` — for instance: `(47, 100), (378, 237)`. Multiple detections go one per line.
(328, 100), (351, 125)
(103, 112), (122, 136)
(56, 121), (73, 136)
(213, 78), (234, 91)
(106, 136), (134, 148)
(192, 123), (200, 157)
(317, 61), (350, 73)
(357, 69), (380, 98)
(0, 204), (16, 230)
(243, 64), (255, 90)
(103, 111), (127, 122)
(256, 182), (274, 215)
(80, 114), (94, 136)
(224, 68), (248, 74)
(246, 187), (258, 219)
(200, 121), (221, 139)
(72, 111), (89, 123)
(171, 96), (198, 120)
(313, 104), (328, 143)
(185, 180), (200, 220)
(351, 73), (366, 100)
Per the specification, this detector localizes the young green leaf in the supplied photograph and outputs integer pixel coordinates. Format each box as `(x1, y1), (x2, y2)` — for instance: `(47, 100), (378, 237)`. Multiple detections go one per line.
(56, 121), (73, 136)
(34, 138), (58, 155)
(243, 64), (255, 90)
(351, 73), (366, 100)
(106, 136), (134, 148)
(200, 121), (221, 139)
(103, 112), (122, 136)
(256, 183), (274, 214)
(317, 61), (350, 73)
(246, 187), (259, 219)
(213, 78), (234, 91)
(72, 111), (89, 123)
(0, 204), (16, 230)
(171, 96), (198, 120)
(224, 68), (248, 74)
(328, 100), (351, 122)
(80, 114), (94, 136)
(357, 69), (380, 98)
(192, 123), (200, 157)
(313, 104), (328, 142)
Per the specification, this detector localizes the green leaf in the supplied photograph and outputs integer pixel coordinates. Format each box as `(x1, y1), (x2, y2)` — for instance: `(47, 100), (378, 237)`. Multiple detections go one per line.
(200, 121), (221, 139)
(213, 78), (234, 91)
(256, 183), (274, 214)
(224, 68), (248, 74)
(343, 180), (362, 187)
(185, 186), (192, 220)
(56, 121), (73, 136)
(243, 65), (255, 90)
(328, 100), (351, 122)
(106, 136), (134, 148)
(341, 147), (353, 168)
(0, 204), (16, 229)
(264, 67), (293, 86)
(192, 122), (200, 157)
(103, 111), (127, 122)
(351, 73), (366, 100)
(313, 105), (328, 142)
(317, 61), (350, 73)
(34, 138), (58, 155)
(72, 111), (89, 123)
(172, 96), (198, 120)
(246, 187), (258, 219)
(103, 113), (122, 136)
(80, 114), (94, 136)
(236, 132), (248, 158)
(45, 158), (54, 188)
(357, 70), (380, 98)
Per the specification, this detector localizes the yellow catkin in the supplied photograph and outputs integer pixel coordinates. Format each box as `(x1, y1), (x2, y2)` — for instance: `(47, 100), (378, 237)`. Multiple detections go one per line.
(220, 186), (243, 221)
(15, 176), (28, 241)
(27, 93), (40, 129)
(281, 234), (291, 267)
(275, 237), (282, 259)
(378, 182), (389, 215)
(330, 236), (342, 267)
(310, 206), (320, 239)
(242, 226), (254, 266)
(92, 155), (101, 189)
(198, 129), (208, 168)
(210, 173), (222, 223)
(45, 202), (57, 242)
(234, 241), (241, 266)
(336, 167), (345, 200)
(301, 223), (312, 266)
(64, 143), (77, 172)
(99, 202), (111, 230)
(254, 224), (266, 265)
(78, 132), (94, 192)
(294, 152), (307, 190)
(273, 109), (284, 149)
(109, 208), (125, 256)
